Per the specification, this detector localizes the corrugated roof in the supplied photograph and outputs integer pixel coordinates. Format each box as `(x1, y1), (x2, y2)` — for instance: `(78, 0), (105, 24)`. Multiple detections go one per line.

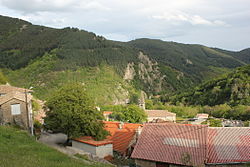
(145, 110), (176, 117)
(132, 124), (250, 165)
(131, 123), (208, 166)
(0, 91), (32, 105)
(207, 127), (250, 164)
(104, 121), (142, 155)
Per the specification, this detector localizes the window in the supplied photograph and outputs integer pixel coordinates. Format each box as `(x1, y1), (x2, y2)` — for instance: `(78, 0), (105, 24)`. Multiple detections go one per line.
(11, 104), (21, 115)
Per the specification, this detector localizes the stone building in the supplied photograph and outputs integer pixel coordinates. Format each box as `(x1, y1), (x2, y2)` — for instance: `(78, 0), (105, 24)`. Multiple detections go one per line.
(145, 110), (176, 122)
(0, 85), (32, 129)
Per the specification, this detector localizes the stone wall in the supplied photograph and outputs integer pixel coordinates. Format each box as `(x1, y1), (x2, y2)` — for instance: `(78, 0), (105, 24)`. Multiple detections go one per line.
(135, 159), (156, 167)
(207, 164), (249, 167)
(0, 99), (29, 129)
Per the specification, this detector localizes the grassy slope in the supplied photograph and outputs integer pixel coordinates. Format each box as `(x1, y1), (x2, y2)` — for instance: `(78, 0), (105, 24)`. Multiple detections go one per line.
(5, 53), (135, 105)
(0, 126), (112, 167)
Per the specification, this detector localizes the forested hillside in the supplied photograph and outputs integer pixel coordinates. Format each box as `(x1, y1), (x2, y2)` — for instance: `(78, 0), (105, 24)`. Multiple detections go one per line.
(129, 39), (246, 91)
(0, 15), (249, 104)
(172, 65), (250, 106)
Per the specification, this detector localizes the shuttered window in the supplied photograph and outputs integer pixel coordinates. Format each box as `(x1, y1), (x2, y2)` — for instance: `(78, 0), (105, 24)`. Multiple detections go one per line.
(11, 104), (21, 115)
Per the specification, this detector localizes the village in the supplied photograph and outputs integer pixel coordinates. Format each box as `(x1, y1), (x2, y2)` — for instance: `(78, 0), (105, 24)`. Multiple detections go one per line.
(0, 84), (249, 167)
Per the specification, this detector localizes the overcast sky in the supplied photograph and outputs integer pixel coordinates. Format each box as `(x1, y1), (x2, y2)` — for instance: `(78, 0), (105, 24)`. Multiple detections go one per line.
(0, 0), (250, 51)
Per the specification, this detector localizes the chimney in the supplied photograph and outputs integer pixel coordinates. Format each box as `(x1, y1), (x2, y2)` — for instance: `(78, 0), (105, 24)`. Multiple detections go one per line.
(118, 122), (124, 129)
(136, 126), (143, 140)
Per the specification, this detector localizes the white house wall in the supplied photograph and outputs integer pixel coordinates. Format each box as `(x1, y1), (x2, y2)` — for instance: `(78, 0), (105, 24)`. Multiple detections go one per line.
(72, 140), (113, 158)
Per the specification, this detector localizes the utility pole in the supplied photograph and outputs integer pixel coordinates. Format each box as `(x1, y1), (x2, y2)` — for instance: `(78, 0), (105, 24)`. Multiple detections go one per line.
(25, 88), (34, 136)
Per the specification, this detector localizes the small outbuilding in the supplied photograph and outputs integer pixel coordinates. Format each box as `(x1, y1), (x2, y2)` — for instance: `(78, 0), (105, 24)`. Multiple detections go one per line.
(73, 121), (143, 158)
(72, 137), (113, 158)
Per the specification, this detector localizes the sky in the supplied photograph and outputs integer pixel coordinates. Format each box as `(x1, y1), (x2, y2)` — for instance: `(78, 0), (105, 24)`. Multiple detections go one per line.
(0, 0), (250, 51)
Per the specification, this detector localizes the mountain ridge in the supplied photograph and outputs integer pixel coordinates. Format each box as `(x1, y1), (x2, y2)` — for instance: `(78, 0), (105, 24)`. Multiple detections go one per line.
(0, 15), (249, 104)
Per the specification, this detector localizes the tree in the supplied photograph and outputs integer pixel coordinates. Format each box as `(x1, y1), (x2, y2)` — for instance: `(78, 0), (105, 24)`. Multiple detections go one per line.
(44, 83), (109, 141)
(110, 105), (147, 123)
(0, 71), (7, 84)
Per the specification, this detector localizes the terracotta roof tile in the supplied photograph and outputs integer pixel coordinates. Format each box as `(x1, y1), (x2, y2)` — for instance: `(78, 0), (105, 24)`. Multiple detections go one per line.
(74, 136), (113, 146)
(131, 123), (208, 166)
(74, 121), (142, 155)
(132, 124), (250, 165)
(207, 127), (250, 164)
(103, 111), (113, 115)
(104, 121), (142, 155)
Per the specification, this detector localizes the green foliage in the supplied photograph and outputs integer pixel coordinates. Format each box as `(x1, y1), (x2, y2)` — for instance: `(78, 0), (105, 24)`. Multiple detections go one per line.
(44, 83), (109, 140)
(34, 120), (43, 130)
(0, 126), (111, 167)
(129, 39), (246, 93)
(173, 65), (250, 106)
(145, 100), (154, 109)
(109, 105), (147, 123)
(208, 118), (222, 127)
(6, 60), (136, 105)
(32, 99), (40, 112)
(0, 70), (8, 84)
(165, 105), (200, 118)
(202, 104), (250, 121)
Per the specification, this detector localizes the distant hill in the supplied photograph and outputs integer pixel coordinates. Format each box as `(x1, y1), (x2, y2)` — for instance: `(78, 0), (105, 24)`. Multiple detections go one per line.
(129, 38), (246, 84)
(0, 15), (249, 104)
(172, 65), (250, 106)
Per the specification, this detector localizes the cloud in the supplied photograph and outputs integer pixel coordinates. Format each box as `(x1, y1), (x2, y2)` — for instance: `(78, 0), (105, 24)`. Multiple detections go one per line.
(0, 0), (109, 13)
(152, 10), (228, 26)
(0, 0), (249, 50)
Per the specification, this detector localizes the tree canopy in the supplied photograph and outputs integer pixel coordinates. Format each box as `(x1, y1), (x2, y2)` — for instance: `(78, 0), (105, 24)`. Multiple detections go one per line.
(109, 105), (147, 123)
(0, 71), (7, 84)
(44, 83), (109, 140)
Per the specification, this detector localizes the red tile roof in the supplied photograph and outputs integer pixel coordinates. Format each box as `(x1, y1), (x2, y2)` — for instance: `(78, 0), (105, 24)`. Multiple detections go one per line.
(103, 111), (113, 115)
(104, 121), (142, 155)
(132, 123), (250, 165)
(74, 136), (113, 146)
(74, 121), (142, 154)
(207, 127), (250, 164)
(131, 123), (208, 166)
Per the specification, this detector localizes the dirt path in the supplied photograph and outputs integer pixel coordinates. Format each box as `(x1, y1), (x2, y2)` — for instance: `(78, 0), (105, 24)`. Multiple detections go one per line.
(39, 132), (115, 166)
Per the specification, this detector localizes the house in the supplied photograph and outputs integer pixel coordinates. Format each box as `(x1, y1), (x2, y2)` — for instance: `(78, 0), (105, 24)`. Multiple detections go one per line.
(73, 121), (142, 158)
(145, 110), (176, 122)
(103, 121), (142, 156)
(131, 123), (250, 167)
(103, 111), (113, 121)
(0, 85), (32, 129)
